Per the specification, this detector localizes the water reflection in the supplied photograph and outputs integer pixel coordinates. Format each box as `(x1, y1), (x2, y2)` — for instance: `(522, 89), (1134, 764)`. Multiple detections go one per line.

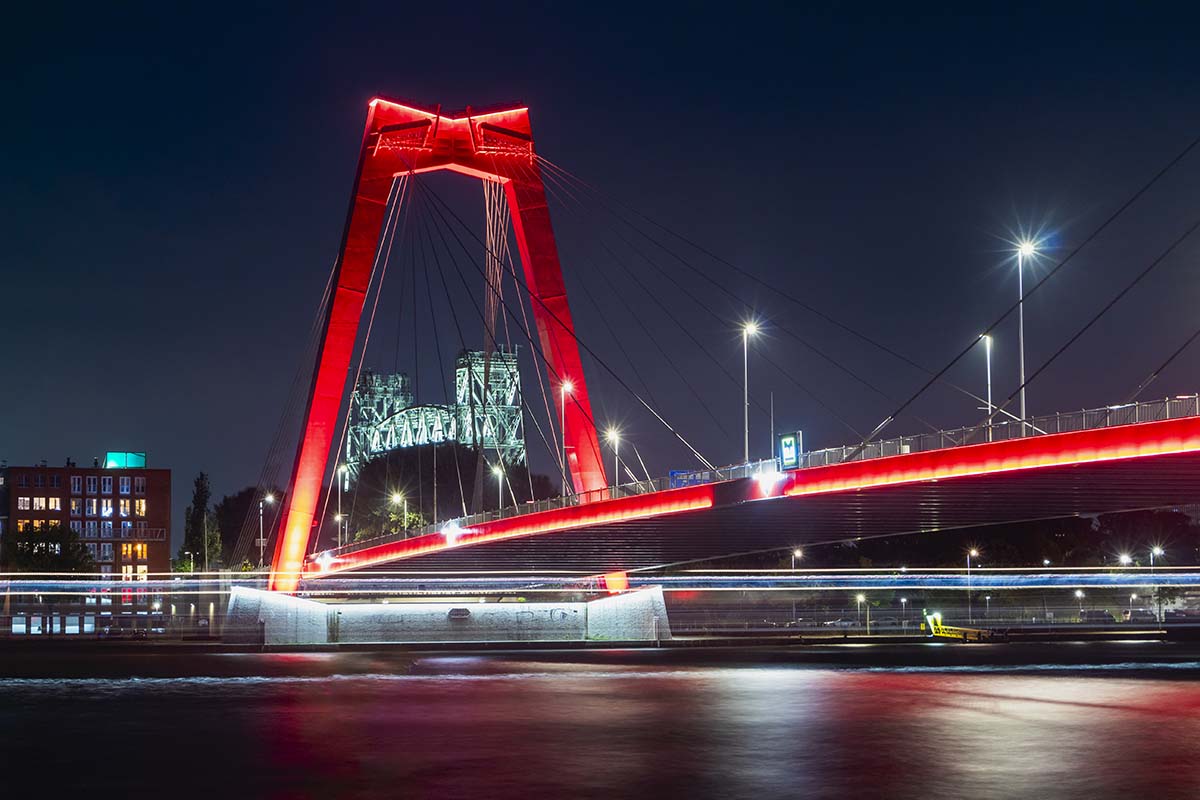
(1, 656), (1198, 799)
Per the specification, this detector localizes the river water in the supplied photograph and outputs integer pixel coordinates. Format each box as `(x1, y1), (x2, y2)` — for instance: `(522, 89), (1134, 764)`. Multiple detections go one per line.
(2, 649), (1198, 799)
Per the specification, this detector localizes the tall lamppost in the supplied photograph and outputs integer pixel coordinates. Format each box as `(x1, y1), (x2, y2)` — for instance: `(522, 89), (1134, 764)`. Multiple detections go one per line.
(1118, 553), (1132, 567)
(967, 548), (979, 623)
(492, 464), (504, 511)
(391, 492), (407, 532)
(606, 428), (621, 496)
(900, 597), (908, 628)
(1075, 589), (1085, 616)
(1129, 593), (1138, 615)
(560, 380), (574, 497)
(742, 322), (759, 463)
(258, 493), (275, 569)
(1150, 546), (1164, 572)
(337, 464), (348, 546)
(856, 593), (865, 628)
(791, 548), (803, 570)
(1017, 240), (1037, 436)
(980, 334), (994, 441)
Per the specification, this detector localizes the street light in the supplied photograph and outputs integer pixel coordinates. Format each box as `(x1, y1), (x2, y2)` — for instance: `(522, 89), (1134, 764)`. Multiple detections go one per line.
(1118, 553), (1133, 566)
(1043, 558), (1052, 567)
(967, 548), (979, 623)
(856, 593), (866, 628)
(492, 464), (504, 510)
(1150, 546), (1164, 571)
(391, 492), (408, 531)
(1016, 240), (1038, 436)
(606, 428), (621, 496)
(560, 380), (574, 497)
(791, 548), (803, 570)
(1075, 589), (1085, 615)
(980, 334), (994, 441)
(742, 321), (759, 463)
(985, 595), (992, 618)
(337, 464), (348, 546)
(900, 597), (908, 628)
(258, 493), (275, 569)
(183, 550), (194, 574)
(1129, 593), (1138, 613)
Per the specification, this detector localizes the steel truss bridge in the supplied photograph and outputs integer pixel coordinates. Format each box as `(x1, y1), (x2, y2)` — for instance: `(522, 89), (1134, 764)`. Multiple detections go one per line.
(265, 97), (1200, 592)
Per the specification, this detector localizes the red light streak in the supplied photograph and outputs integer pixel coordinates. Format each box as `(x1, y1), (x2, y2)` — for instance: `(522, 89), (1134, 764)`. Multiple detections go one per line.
(306, 485), (714, 578)
(782, 416), (1200, 499)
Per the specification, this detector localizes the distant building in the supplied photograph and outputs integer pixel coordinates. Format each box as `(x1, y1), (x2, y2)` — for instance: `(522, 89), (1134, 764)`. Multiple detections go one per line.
(0, 452), (171, 578)
(345, 348), (526, 477)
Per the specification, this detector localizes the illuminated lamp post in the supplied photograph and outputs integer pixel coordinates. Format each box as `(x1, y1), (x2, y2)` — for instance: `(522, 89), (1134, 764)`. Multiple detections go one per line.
(1016, 240), (1038, 436)
(967, 548), (979, 623)
(560, 380), (574, 497)
(1129, 593), (1138, 615)
(742, 322), (760, 463)
(258, 493), (275, 569)
(391, 492), (407, 533)
(791, 548), (803, 570)
(856, 593), (865, 629)
(337, 464), (348, 546)
(606, 428), (621, 497)
(492, 464), (504, 511)
(900, 597), (908, 629)
(1075, 589), (1085, 616)
(1118, 553), (1132, 567)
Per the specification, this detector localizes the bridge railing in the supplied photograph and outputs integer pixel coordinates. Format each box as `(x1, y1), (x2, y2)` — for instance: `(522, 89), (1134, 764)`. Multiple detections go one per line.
(794, 394), (1200, 469)
(323, 394), (1200, 561)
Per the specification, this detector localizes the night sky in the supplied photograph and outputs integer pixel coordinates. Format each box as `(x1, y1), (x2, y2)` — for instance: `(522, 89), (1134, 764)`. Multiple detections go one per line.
(5, 4), (1200, 549)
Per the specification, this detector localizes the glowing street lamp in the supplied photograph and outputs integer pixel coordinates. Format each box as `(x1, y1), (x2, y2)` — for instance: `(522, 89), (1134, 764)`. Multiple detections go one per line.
(560, 380), (574, 497)
(742, 322), (760, 463)
(967, 548), (979, 623)
(1150, 546), (1164, 571)
(1075, 589), (1085, 615)
(606, 428), (621, 495)
(856, 593), (866, 627)
(492, 464), (504, 510)
(1130, 592), (1138, 613)
(391, 492), (408, 531)
(900, 597), (908, 627)
(258, 493), (276, 569)
(1118, 553), (1133, 566)
(791, 548), (803, 570)
(1016, 240), (1038, 436)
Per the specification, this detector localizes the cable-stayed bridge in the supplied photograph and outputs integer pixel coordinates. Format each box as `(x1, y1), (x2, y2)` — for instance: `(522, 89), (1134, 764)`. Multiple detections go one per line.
(247, 97), (1200, 592)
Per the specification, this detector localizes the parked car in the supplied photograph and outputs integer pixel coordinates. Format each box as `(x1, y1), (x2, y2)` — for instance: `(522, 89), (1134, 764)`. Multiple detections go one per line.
(1077, 609), (1115, 624)
(823, 619), (858, 628)
(1123, 609), (1158, 624)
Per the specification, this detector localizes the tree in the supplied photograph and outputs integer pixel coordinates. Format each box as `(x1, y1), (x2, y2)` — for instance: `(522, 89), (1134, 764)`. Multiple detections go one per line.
(180, 472), (221, 570)
(2, 523), (95, 574)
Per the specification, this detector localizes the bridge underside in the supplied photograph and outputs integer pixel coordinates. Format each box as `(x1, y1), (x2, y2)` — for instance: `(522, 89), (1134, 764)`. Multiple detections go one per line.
(304, 447), (1200, 581)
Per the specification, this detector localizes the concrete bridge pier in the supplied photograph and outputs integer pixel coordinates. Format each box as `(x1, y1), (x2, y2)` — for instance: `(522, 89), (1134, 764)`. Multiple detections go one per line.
(225, 585), (672, 646)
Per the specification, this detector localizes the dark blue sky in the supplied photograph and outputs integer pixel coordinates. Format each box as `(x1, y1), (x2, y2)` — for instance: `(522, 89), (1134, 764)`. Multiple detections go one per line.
(4, 4), (1200, 546)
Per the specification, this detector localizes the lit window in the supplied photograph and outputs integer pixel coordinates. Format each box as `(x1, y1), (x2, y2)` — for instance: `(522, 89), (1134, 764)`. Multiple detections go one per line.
(99, 543), (114, 561)
(17, 519), (32, 532)
(120, 521), (132, 538)
(135, 543), (147, 559)
(136, 565), (148, 581)
(84, 521), (98, 538)
(134, 499), (146, 517)
(119, 477), (131, 495)
(100, 521), (113, 538)
(70, 498), (83, 516)
(101, 499), (113, 518)
(16, 497), (30, 511)
(121, 565), (133, 581)
(134, 476), (146, 494)
(32, 519), (45, 531)
(86, 498), (97, 517)
(69, 520), (82, 535)
(32, 497), (46, 511)
(47, 497), (61, 512)
(71, 476), (82, 495)
(101, 476), (112, 495)
(121, 543), (132, 558)
(119, 499), (130, 517)
(85, 476), (97, 494)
